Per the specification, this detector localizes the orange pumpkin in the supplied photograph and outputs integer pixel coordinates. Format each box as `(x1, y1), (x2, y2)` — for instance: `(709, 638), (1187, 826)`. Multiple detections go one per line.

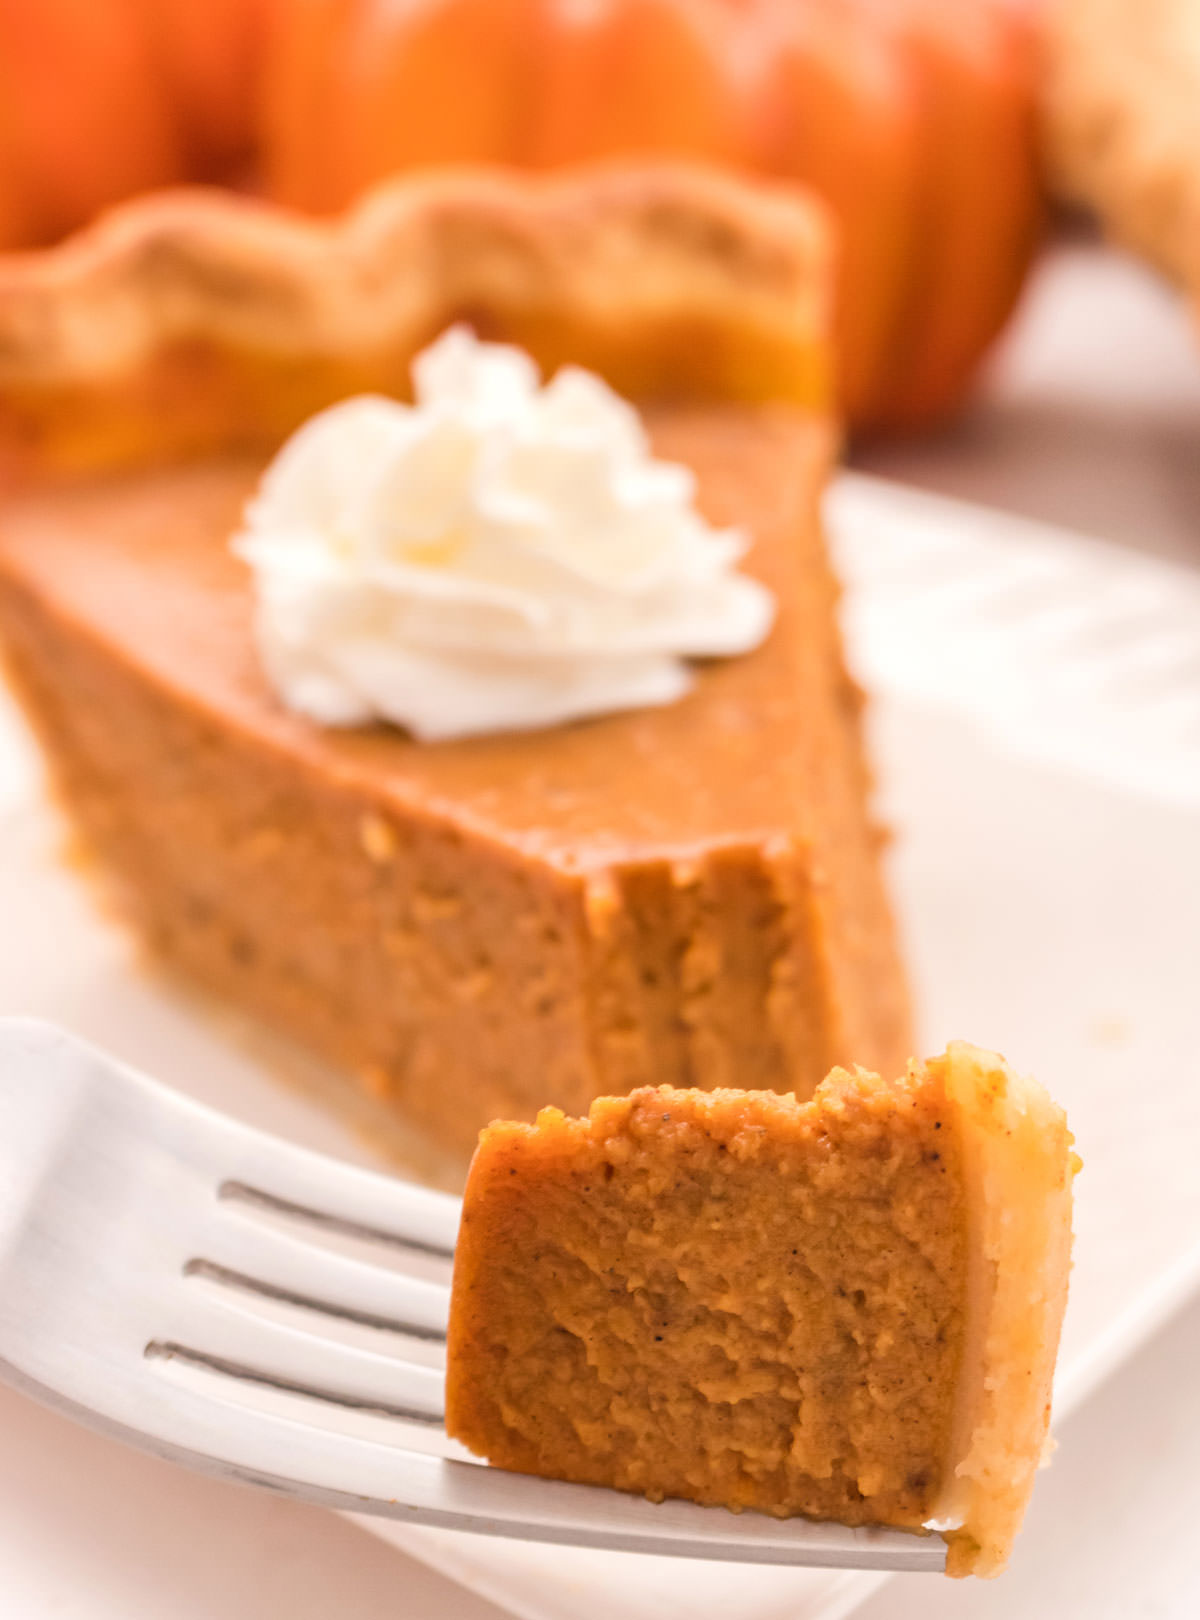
(131, 0), (274, 178)
(0, 0), (270, 252)
(526, 0), (741, 170)
(746, 0), (925, 427)
(264, 0), (542, 211)
(261, 0), (1042, 432)
(849, 0), (1042, 431)
(0, 0), (182, 250)
(264, 0), (742, 209)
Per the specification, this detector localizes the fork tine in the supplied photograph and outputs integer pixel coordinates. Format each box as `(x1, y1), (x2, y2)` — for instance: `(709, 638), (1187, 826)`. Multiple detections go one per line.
(189, 1212), (450, 1341)
(148, 1290), (447, 1422)
(216, 1174), (459, 1261)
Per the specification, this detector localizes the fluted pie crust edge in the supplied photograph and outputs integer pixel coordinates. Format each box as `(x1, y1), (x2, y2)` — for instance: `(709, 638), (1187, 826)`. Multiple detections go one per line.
(0, 163), (833, 481)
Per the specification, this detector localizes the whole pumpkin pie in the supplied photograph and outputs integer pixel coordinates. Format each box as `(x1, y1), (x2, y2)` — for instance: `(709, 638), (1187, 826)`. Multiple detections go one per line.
(0, 165), (911, 1162)
(447, 1044), (1077, 1577)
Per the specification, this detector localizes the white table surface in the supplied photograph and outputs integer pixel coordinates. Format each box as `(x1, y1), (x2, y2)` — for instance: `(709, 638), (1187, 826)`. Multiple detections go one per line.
(3, 236), (1200, 1619)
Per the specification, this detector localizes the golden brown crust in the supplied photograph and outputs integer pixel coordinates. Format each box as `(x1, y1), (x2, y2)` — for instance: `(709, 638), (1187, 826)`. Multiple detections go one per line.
(931, 1044), (1076, 1577)
(0, 163), (833, 481)
(1043, 0), (1200, 287)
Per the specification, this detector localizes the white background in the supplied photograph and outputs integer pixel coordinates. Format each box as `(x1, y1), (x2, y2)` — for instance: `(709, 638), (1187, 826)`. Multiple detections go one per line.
(3, 236), (1200, 1618)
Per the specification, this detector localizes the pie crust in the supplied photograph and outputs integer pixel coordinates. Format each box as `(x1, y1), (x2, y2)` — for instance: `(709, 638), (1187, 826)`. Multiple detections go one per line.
(1044, 0), (1200, 295)
(0, 163), (832, 482)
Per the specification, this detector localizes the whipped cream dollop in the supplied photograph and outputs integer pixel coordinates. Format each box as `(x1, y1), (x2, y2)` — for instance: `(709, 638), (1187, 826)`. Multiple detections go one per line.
(235, 326), (775, 742)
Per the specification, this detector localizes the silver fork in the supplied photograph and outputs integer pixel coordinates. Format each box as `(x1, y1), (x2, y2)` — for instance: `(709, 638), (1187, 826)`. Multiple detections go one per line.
(0, 1017), (945, 1572)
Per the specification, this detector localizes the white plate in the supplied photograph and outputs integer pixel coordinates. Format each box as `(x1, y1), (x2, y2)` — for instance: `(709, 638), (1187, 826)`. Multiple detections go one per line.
(1, 474), (1198, 1620)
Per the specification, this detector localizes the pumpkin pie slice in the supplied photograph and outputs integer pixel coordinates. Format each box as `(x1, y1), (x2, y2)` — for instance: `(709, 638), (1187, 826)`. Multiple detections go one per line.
(446, 1044), (1077, 1577)
(0, 165), (910, 1162)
